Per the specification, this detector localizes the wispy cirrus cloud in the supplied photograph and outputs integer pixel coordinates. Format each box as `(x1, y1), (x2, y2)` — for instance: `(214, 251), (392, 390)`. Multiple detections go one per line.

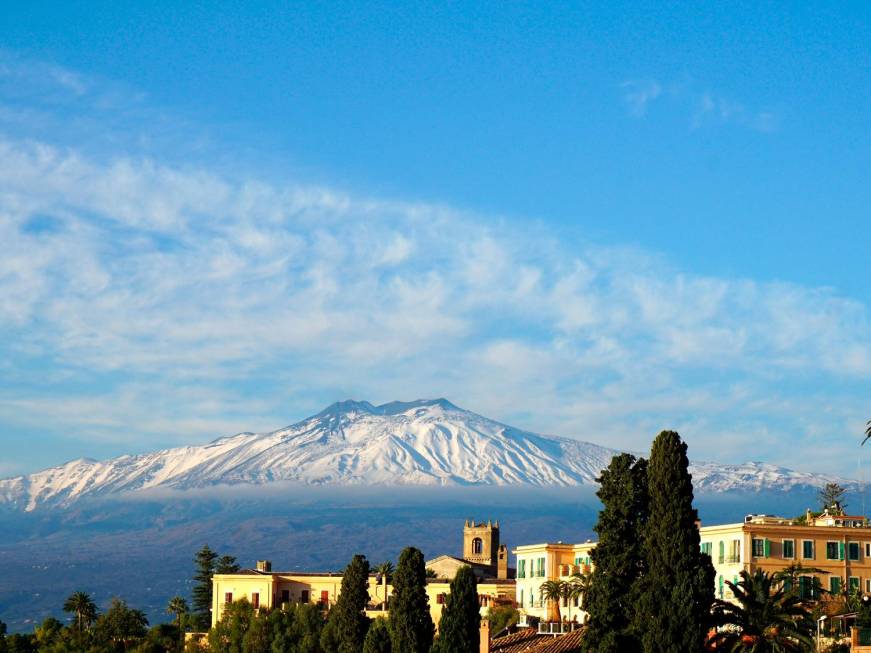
(621, 77), (778, 133)
(0, 57), (866, 478)
(620, 79), (662, 117)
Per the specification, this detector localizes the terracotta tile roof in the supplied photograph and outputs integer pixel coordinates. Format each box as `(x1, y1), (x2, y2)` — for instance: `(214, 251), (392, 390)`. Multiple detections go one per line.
(491, 629), (548, 653)
(490, 628), (585, 653)
(526, 629), (584, 653)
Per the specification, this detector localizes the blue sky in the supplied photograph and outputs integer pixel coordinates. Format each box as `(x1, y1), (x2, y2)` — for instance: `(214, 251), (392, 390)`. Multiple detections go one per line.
(1, 2), (870, 476)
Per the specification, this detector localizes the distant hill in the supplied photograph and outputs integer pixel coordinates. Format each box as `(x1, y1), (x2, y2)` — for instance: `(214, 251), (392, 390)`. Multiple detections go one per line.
(0, 398), (846, 511)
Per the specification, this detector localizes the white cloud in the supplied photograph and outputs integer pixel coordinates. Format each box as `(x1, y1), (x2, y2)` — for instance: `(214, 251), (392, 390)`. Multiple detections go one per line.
(1, 133), (869, 476)
(621, 79), (662, 117)
(0, 60), (865, 477)
(623, 78), (778, 133)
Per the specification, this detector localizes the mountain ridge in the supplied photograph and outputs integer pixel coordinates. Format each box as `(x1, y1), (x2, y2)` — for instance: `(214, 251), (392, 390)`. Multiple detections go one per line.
(0, 398), (847, 511)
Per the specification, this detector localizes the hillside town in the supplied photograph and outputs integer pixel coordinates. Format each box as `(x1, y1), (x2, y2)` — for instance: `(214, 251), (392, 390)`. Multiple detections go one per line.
(5, 431), (871, 653)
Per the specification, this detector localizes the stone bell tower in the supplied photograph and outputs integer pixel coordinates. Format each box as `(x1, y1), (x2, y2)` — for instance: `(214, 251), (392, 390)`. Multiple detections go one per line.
(463, 519), (500, 573)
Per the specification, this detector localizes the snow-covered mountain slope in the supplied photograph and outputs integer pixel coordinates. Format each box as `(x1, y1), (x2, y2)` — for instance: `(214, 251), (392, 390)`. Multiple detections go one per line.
(0, 399), (845, 511)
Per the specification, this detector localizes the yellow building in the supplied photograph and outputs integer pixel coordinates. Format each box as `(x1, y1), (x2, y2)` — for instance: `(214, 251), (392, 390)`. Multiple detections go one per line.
(210, 519), (516, 629)
(509, 506), (871, 624)
(211, 560), (515, 628)
(701, 510), (871, 601)
(512, 541), (595, 623)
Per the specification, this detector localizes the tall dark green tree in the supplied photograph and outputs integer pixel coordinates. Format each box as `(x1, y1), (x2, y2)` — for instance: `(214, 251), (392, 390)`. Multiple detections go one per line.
(362, 619), (391, 653)
(325, 554), (371, 653)
(388, 547), (434, 653)
(192, 545), (219, 630)
(584, 453), (648, 653)
(217, 555), (241, 574)
(818, 482), (847, 512)
(635, 431), (714, 653)
(433, 566), (480, 653)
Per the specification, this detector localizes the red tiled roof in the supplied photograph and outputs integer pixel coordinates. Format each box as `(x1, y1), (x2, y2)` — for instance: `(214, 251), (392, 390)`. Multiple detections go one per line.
(491, 628), (585, 653)
(491, 628), (584, 653)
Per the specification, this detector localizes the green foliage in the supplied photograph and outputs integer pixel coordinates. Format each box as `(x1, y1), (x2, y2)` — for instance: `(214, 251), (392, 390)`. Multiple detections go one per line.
(485, 607), (518, 637)
(319, 618), (339, 653)
(818, 483), (847, 512)
(634, 430), (714, 653)
(537, 580), (564, 622)
(209, 599), (256, 653)
(362, 619), (391, 653)
(63, 591), (98, 633)
(584, 453), (648, 653)
(192, 545), (219, 631)
(708, 569), (814, 652)
(216, 556), (241, 575)
(207, 601), (326, 653)
(324, 554), (371, 653)
(270, 604), (326, 653)
(388, 547), (434, 653)
(4, 634), (34, 653)
(433, 566), (479, 653)
(93, 598), (149, 651)
(241, 610), (271, 653)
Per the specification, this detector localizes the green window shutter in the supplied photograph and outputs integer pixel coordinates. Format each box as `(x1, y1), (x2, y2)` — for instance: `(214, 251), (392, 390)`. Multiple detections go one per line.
(831, 577), (841, 594)
(718, 541), (725, 563)
(764, 539), (771, 557)
(718, 575), (724, 599)
(839, 542), (846, 560)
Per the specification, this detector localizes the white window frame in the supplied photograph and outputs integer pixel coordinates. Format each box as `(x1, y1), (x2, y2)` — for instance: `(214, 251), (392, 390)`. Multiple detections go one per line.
(782, 538), (795, 559)
(802, 539), (815, 559)
(848, 541), (861, 561)
(826, 540), (840, 561)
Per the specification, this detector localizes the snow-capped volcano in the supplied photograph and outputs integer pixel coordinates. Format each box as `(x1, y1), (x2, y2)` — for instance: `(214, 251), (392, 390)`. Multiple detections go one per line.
(0, 399), (843, 511)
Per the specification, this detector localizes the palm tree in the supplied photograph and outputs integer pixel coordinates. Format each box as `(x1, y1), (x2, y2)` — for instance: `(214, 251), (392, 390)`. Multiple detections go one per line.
(566, 571), (591, 623)
(708, 569), (814, 652)
(538, 580), (564, 623)
(63, 591), (97, 633)
(862, 419), (871, 446)
(166, 596), (189, 631)
(772, 562), (829, 602)
(374, 561), (395, 612)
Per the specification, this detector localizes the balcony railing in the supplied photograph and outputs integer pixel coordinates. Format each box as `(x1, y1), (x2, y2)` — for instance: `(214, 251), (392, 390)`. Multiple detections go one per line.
(537, 622), (582, 635)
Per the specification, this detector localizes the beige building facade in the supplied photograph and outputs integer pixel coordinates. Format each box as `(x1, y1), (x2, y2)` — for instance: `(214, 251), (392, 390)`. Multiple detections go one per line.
(211, 564), (514, 628)
(512, 541), (594, 623)
(701, 511), (871, 601)
(211, 520), (516, 629)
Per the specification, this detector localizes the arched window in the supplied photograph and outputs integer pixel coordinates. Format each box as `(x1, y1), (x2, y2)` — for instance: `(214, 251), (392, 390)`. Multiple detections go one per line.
(472, 537), (483, 554)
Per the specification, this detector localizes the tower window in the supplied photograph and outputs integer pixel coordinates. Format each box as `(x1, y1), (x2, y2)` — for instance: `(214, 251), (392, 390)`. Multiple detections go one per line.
(473, 538), (483, 554)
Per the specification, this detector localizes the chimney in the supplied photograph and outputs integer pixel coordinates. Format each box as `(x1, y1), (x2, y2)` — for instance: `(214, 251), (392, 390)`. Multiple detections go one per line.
(479, 619), (490, 653)
(256, 560), (272, 572)
(806, 508), (813, 524)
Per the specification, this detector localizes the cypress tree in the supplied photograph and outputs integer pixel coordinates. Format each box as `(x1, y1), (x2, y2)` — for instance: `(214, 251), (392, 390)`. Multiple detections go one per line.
(584, 453), (648, 653)
(327, 554), (372, 653)
(635, 431), (715, 653)
(192, 544), (219, 630)
(389, 547), (434, 653)
(433, 566), (480, 653)
(363, 618), (392, 653)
